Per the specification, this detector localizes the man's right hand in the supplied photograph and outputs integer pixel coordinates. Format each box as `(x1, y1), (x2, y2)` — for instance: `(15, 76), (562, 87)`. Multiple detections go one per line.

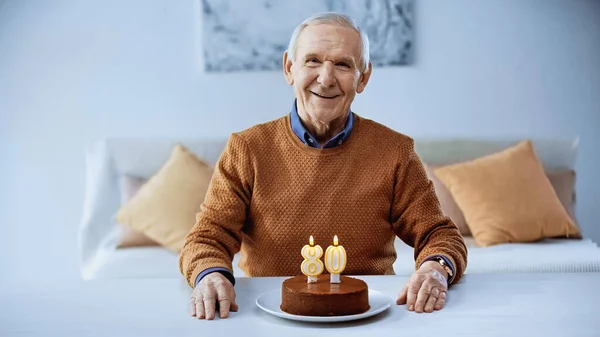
(189, 272), (238, 320)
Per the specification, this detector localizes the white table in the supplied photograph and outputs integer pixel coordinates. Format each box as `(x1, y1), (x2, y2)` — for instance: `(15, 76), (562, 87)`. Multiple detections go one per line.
(2, 273), (599, 337)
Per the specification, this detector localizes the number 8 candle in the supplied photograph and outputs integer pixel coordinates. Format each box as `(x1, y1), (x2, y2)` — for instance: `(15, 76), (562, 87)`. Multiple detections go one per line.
(301, 235), (324, 283)
(325, 235), (347, 283)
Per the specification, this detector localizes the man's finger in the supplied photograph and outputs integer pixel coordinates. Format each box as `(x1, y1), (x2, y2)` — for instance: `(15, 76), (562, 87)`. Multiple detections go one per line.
(434, 291), (447, 310)
(218, 299), (231, 318)
(230, 301), (239, 312)
(215, 282), (233, 318)
(414, 281), (433, 313)
(195, 300), (205, 319)
(396, 281), (409, 305)
(192, 293), (205, 319)
(204, 297), (216, 320)
(230, 287), (239, 312)
(190, 298), (196, 316)
(406, 276), (422, 311)
(424, 289), (438, 313)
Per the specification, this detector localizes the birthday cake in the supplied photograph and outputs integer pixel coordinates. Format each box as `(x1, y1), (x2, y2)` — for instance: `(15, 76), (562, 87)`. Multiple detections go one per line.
(280, 235), (369, 316)
(280, 274), (370, 316)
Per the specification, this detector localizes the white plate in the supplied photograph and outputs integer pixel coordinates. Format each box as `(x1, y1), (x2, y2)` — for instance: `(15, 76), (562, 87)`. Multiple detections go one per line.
(255, 289), (393, 323)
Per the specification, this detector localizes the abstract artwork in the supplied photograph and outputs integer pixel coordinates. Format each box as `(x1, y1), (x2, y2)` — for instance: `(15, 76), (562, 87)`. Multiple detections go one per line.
(201, 0), (414, 72)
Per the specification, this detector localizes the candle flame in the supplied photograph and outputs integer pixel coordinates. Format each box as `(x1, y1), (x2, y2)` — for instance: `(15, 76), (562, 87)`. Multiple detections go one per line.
(309, 235), (314, 246)
(334, 235), (338, 246)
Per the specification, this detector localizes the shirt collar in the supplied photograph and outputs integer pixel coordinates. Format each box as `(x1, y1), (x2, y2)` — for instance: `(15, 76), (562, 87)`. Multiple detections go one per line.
(290, 99), (354, 149)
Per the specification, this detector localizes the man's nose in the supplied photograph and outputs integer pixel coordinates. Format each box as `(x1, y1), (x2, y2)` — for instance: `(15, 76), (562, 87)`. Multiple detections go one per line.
(317, 63), (336, 87)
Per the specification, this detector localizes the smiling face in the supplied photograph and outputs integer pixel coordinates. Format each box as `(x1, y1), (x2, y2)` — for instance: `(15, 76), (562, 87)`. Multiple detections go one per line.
(283, 24), (372, 127)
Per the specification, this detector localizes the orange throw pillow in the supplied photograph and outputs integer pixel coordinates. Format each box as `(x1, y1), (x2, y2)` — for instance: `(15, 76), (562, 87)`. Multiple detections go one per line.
(433, 140), (580, 247)
(426, 166), (580, 238)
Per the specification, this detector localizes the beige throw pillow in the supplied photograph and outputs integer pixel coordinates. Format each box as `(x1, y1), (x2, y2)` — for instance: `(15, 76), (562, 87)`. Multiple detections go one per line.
(433, 140), (581, 247)
(116, 144), (214, 252)
(117, 176), (159, 248)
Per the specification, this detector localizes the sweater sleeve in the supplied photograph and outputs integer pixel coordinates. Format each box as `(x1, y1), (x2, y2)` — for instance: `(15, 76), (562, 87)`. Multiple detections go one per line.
(391, 138), (468, 284)
(179, 133), (254, 288)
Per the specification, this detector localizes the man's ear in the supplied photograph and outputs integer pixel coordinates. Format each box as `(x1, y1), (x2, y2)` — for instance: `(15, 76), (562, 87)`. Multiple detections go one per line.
(356, 62), (373, 94)
(283, 51), (294, 85)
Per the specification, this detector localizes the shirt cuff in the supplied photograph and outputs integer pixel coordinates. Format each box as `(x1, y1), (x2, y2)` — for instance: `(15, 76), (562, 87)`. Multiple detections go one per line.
(421, 255), (456, 284)
(194, 267), (236, 287)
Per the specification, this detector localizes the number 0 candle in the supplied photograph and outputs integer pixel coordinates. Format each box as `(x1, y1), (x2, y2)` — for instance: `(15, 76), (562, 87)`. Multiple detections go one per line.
(325, 235), (347, 283)
(301, 235), (324, 283)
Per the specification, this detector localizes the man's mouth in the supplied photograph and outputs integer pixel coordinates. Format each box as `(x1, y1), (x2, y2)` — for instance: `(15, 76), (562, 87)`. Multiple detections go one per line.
(311, 91), (339, 99)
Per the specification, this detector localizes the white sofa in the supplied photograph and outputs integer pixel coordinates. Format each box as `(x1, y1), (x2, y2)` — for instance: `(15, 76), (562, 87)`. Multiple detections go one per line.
(78, 137), (600, 281)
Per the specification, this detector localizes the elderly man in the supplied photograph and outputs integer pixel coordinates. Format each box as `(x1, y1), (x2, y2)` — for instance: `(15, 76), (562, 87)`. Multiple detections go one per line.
(179, 12), (467, 320)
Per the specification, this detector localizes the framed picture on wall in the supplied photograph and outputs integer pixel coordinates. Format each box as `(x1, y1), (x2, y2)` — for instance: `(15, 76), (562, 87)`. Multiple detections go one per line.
(199, 0), (414, 73)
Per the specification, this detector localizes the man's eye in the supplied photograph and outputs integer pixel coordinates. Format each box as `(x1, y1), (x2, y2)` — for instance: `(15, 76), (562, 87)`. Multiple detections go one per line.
(337, 63), (350, 68)
(306, 58), (320, 64)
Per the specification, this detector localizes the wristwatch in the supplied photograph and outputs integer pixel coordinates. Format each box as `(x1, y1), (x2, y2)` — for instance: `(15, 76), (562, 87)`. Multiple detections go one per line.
(433, 256), (453, 279)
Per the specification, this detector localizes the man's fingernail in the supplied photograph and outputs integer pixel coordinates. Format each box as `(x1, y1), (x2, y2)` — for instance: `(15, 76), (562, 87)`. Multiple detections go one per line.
(409, 305), (414, 311)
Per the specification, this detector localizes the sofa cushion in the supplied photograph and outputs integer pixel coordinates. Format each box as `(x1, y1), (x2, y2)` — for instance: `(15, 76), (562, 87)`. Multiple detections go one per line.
(116, 144), (214, 252)
(433, 140), (581, 247)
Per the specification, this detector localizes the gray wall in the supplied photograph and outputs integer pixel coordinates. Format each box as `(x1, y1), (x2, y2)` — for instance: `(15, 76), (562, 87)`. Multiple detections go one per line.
(0, 0), (599, 283)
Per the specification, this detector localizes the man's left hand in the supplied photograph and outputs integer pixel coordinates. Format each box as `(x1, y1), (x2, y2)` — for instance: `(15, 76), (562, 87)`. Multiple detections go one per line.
(396, 260), (449, 313)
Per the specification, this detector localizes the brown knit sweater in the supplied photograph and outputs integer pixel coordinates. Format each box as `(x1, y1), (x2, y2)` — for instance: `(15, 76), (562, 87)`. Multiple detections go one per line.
(179, 113), (467, 288)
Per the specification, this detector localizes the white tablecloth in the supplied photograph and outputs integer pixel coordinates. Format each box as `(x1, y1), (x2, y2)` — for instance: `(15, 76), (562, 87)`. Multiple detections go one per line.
(2, 273), (599, 337)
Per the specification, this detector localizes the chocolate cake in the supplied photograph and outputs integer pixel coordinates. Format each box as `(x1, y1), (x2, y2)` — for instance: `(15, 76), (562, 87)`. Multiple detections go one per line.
(280, 274), (370, 316)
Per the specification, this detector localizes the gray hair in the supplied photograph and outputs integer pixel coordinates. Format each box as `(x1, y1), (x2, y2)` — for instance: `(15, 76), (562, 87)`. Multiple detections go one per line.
(286, 12), (371, 73)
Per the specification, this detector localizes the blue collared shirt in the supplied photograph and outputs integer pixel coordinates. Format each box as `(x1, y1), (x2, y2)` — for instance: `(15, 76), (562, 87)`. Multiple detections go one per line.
(290, 99), (354, 148)
(194, 101), (456, 287)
